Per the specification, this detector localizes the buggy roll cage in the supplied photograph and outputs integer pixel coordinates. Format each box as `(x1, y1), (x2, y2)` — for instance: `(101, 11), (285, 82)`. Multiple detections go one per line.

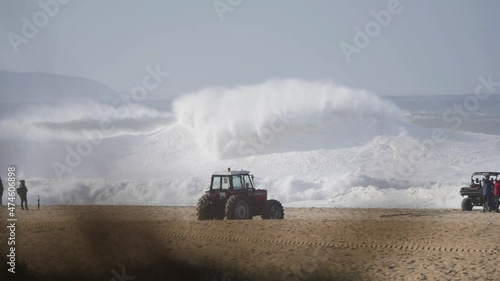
(470, 172), (500, 185)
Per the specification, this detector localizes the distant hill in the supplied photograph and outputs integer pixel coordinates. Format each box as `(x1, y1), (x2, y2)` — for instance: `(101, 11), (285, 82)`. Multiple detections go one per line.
(0, 70), (119, 102)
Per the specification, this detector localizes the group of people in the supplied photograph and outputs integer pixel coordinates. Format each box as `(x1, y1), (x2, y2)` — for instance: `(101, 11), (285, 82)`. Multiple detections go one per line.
(0, 178), (29, 210)
(482, 176), (500, 212)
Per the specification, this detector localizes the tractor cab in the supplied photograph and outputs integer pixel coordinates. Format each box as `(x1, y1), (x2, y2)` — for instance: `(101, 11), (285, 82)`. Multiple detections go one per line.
(207, 168), (267, 208)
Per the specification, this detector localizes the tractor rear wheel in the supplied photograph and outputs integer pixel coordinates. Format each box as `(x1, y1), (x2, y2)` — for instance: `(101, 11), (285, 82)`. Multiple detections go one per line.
(197, 194), (216, 220)
(261, 199), (284, 219)
(461, 198), (473, 211)
(225, 195), (252, 220)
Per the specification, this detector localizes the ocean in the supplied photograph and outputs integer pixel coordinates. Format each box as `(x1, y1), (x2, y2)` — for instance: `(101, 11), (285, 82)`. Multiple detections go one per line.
(1, 79), (499, 208)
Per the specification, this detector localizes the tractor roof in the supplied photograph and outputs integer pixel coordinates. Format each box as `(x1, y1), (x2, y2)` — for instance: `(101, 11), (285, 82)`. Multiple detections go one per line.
(212, 170), (251, 176)
(472, 172), (500, 177)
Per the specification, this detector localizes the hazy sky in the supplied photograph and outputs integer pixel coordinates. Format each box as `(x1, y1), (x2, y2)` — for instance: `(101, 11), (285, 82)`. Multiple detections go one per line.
(1, 0), (499, 97)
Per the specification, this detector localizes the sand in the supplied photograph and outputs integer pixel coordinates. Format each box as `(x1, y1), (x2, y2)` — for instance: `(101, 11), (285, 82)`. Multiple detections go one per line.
(1, 206), (499, 280)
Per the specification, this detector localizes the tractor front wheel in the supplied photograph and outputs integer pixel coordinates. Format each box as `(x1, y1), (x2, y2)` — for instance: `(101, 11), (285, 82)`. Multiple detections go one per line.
(225, 195), (252, 220)
(261, 199), (284, 220)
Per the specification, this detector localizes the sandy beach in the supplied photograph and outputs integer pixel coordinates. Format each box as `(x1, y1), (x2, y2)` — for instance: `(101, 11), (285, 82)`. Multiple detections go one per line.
(1, 206), (499, 280)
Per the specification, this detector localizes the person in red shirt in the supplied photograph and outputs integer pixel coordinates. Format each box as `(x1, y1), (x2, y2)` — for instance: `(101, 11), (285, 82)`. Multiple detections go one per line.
(494, 178), (500, 212)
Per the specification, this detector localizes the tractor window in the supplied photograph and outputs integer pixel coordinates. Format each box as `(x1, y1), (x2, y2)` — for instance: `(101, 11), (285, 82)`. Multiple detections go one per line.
(232, 175), (244, 190)
(221, 176), (230, 190)
(211, 176), (221, 190)
(242, 175), (253, 189)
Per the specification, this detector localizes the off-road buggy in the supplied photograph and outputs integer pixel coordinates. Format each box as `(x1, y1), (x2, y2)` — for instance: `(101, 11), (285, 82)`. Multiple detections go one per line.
(460, 172), (499, 211)
(196, 168), (284, 220)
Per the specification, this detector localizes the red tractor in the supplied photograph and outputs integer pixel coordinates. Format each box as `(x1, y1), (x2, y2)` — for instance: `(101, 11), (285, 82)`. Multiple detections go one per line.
(196, 168), (284, 220)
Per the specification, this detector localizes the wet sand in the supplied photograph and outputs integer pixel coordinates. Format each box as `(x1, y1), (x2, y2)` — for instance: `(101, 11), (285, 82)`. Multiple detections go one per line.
(1, 206), (499, 280)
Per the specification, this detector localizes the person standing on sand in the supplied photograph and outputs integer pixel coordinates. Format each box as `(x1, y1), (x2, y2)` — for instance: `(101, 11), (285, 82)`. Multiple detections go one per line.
(17, 180), (28, 210)
(482, 177), (490, 212)
(0, 177), (3, 206)
(494, 178), (500, 212)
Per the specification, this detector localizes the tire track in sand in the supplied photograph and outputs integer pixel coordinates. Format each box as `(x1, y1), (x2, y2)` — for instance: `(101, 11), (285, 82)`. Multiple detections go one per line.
(4, 222), (498, 255)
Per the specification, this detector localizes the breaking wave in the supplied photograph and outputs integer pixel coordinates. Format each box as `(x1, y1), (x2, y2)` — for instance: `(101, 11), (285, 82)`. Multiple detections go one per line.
(173, 79), (407, 159)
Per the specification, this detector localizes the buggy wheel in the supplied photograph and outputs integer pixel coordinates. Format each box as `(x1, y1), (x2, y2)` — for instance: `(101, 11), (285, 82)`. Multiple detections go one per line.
(261, 199), (284, 220)
(461, 198), (473, 211)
